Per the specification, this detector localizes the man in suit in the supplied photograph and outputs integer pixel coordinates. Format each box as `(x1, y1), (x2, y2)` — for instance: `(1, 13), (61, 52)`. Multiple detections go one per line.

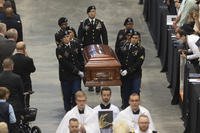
(0, 23), (16, 72)
(11, 41), (36, 107)
(0, 58), (24, 121)
(78, 5), (108, 93)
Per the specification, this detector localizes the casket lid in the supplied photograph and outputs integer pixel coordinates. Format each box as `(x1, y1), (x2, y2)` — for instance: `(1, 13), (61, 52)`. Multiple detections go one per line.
(83, 44), (116, 61)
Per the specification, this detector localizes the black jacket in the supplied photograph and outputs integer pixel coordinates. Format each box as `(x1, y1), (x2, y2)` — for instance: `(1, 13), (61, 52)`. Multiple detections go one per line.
(0, 71), (24, 111)
(11, 53), (36, 92)
(115, 28), (134, 55)
(0, 36), (16, 71)
(55, 26), (77, 46)
(118, 42), (145, 78)
(2, 14), (23, 42)
(78, 18), (108, 47)
(0, 102), (9, 124)
(56, 41), (84, 81)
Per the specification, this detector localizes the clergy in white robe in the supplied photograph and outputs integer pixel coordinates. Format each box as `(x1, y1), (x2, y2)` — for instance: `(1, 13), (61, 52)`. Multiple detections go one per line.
(114, 93), (155, 132)
(56, 91), (100, 133)
(93, 87), (120, 133)
(135, 114), (155, 133)
(93, 87), (120, 119)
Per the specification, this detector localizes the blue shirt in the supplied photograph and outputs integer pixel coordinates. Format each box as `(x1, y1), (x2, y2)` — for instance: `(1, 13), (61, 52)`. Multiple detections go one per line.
(0, 99), (16, 123)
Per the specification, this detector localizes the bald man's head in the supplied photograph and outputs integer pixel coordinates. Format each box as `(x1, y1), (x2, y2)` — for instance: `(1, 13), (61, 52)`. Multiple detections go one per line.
(16, 41), (26, 51)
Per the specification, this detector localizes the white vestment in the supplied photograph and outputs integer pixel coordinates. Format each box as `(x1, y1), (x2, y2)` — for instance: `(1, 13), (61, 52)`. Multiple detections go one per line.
(114, 105), (155, 132)
(56, 105), (100, 133)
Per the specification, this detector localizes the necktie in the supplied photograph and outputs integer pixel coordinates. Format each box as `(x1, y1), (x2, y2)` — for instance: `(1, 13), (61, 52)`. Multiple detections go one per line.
(91, 19), (94, 25)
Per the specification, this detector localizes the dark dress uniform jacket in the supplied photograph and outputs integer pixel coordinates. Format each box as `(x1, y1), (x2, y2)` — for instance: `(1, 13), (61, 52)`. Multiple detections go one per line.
(115, 28), (134, 55)
(0, 71), (24, 111)
(56, 41), (84, 81)
(0, 36), (16, 71)
(11, 53), (36, 92)
(55, 26), (77, 46)
(78, 18), (108, 47)
(118, 42), (145, 78)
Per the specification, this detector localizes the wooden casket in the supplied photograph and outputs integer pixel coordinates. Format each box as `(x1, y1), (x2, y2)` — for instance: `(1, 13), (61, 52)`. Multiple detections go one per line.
(83, 44), (122, 87)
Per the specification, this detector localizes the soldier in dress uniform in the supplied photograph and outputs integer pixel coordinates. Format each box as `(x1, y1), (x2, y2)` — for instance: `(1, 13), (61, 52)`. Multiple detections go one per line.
(115, 17), (134, 56)
(118, 31), (145, 109)
(55, 17), (76, 46)
(78, 5), (108, 93)
(56, 31), (84, 112)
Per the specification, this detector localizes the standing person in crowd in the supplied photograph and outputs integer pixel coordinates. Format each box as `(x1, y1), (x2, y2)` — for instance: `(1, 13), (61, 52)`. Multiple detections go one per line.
(5, 28), (18, 42)
(2, 7), (23, 42)
(173, 0), (196, 28)
(55, 17), (76, 46)
(114, 93), (155, 132)
(135, 115), (155, 133)
(56, 31), (84, 112)
(0, 23), (15, 72)
(118, 31), (145, 109)
(176, 24), (200, 68)
(93, 87), (120, 132)
(0, 87), (16, 132)
(115, 17), (134, 56)
(11, 41), (36, 107)
(56, 91), (100, 133)
(5, 0), (16, 14)
(68, 118), (80, 133)
(0, 58), (24, 122)
(78, 5), (108, 93)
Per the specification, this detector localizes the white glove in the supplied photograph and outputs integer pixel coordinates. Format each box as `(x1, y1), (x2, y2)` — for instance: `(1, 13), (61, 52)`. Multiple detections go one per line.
(78, 71), (84, 78)
(121, 70), (128, 76)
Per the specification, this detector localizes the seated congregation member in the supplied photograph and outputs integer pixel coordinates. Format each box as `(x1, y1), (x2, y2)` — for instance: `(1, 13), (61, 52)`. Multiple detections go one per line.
(11, 41), (36, 107)
(56, 31), (84, 112)
(0, 23), (15, 72)
(135, 114), (156, 133)
(56, 91), (100, 133)
(0, 87), (16, 132)
(118, 31), (145, 109)
(93, 87), (120, 132)
(0, 58), (24, 121)
(114, 93), (155, 132)
(68, 118), (80, 133)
